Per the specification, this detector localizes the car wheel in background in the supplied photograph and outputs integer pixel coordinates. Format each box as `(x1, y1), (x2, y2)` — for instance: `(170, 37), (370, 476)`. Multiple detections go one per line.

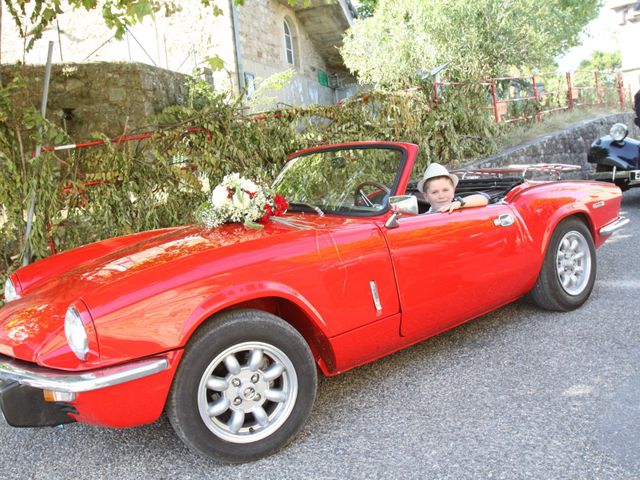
(166, 309), (317, 463)
(528, 217), (596, 311)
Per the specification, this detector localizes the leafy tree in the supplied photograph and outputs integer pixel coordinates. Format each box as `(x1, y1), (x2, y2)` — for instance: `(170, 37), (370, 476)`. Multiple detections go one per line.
(341, 0), (601, 87)
(356, 0), (378, 18)
(579, 50), (622, 72)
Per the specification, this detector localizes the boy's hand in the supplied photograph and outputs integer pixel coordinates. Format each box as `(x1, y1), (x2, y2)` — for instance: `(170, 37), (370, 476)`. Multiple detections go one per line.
(437, 200), (462, 213)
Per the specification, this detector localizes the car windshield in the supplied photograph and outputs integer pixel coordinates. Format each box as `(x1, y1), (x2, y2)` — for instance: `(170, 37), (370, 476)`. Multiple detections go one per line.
(272, 147), (405, 216)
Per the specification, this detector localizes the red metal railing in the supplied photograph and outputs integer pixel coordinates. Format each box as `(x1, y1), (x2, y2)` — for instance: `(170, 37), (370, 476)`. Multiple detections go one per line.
(484, 71), (628, 124)
(428, 70), (629, 124)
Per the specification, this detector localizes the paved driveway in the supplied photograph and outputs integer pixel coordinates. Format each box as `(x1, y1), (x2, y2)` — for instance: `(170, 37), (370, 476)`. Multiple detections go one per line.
(2, 189), (639, 480)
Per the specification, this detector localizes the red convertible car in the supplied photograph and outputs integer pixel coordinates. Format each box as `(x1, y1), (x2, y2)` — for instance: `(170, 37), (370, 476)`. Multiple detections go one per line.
(0, 142), (629, 462)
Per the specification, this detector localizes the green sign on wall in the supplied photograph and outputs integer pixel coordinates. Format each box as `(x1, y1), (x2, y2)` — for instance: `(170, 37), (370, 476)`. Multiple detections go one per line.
(317, 69), (329, 87)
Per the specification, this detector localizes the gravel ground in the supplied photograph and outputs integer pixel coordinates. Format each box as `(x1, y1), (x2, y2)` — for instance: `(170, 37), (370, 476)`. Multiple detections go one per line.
(1, 189), (639, 480)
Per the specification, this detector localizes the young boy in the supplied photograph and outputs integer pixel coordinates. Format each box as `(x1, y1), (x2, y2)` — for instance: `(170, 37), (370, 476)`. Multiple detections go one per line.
(417, 163), (489, 213)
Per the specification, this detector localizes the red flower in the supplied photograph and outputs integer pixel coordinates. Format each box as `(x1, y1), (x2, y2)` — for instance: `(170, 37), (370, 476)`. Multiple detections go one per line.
(260, 204), (274, 223)
(254, 193), (288, 224)
(273, 194), (288, 215)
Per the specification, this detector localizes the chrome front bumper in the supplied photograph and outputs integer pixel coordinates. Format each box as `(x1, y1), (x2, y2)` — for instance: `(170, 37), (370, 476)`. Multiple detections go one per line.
(589, 169), (640, 185)
(0, 355), (169, 393)
(599, 217), (630, 236)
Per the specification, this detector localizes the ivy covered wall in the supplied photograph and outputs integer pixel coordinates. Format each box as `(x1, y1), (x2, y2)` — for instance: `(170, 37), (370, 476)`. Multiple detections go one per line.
(1, 62), (189, 140)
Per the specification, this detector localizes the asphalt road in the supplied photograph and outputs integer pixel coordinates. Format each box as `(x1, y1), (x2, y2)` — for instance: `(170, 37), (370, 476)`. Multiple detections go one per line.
(1, 189), (639, 480)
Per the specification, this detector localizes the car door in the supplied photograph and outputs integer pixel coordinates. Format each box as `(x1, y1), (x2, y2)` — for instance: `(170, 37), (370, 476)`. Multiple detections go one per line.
(382, 203), (536, 339)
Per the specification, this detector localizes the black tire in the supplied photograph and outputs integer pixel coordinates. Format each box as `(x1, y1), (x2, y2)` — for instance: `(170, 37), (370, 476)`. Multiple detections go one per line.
(528, 217), (596, 311)
(166, 309), (317, 463)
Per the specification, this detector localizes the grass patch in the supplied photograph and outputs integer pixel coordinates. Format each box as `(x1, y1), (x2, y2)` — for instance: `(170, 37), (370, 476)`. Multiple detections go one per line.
(495, 105), (625, 151)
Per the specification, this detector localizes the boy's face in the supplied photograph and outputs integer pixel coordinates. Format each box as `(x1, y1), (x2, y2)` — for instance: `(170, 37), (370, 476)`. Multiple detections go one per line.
(424, 176), (455, 210)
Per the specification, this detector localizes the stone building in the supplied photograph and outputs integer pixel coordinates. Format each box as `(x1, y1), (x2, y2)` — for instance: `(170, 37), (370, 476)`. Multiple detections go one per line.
(0, 0), (358, 138)
(611, 1), (640, 94)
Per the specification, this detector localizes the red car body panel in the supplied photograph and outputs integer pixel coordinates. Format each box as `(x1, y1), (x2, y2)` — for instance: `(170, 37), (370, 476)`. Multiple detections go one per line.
(0, 141), (626, 428)
(13, 228), (178, 294)
(382, 202), (536, 339)
(68, 350), (183, 427)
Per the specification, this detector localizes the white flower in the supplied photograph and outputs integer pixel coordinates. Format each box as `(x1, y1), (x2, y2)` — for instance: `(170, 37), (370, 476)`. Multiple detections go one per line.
(225, 173), (242, 188)
(232, 189), (251, 209)
(210, 185), (229, 208)
(241, 179), (258, 193)
(198, 173), (285, 230)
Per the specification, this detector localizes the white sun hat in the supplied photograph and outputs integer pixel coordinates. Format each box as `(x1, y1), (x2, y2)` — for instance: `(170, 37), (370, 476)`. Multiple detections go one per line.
(417, 162), (459, 193)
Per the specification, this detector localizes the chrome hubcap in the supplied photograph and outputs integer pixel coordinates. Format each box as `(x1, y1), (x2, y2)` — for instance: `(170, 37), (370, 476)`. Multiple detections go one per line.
(555, 230), (591, 296)
(197, 341), (298, 443)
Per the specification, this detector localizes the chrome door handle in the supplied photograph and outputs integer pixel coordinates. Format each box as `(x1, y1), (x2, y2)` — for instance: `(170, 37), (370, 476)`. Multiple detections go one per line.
(494, 214), (515, 227)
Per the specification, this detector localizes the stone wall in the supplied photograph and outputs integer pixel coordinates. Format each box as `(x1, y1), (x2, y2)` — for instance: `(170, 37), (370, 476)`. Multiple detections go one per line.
(2, 63), (188, 140)
(468, 112), (640, 176)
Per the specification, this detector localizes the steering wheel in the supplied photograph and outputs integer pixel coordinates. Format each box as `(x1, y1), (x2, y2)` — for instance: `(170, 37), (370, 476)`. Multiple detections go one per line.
(354, 181), (391, 207)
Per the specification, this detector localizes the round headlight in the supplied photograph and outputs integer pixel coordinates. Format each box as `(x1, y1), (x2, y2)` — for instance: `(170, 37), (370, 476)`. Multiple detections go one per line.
(3, 277), (20, 302)
(610, 123), (628, 142)
(65, 306), (89, 361)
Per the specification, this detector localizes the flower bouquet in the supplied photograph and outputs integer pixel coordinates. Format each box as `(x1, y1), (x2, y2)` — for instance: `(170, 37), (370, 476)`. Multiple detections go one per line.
(197, 173), (288, 229)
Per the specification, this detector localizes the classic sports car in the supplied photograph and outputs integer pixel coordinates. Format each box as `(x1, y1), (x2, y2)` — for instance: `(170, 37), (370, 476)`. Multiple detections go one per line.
(588, 122), (640, 191)
(0, 142), (629, 463)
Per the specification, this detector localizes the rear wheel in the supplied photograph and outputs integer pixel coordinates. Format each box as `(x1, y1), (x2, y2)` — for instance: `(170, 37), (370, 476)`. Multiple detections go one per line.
(166, 309), (317, 463)
(529, 217), (596, 311)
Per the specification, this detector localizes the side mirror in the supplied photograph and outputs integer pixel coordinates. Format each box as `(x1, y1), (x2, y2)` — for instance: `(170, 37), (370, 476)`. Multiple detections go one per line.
(388, 195), (418, 215)
(385, 195), (418, 229)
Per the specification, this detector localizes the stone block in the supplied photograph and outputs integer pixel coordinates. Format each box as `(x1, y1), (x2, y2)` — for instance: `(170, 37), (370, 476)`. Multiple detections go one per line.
(64, 79), (85, 92)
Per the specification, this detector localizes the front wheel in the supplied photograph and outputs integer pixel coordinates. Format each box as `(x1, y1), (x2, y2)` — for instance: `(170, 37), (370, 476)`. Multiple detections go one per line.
(528, 217), (596, 311)
(166, 309), (317, 463)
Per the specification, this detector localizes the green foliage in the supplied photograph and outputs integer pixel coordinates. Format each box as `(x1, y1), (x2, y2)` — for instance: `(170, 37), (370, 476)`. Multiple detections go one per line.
(356, 0), (378, 18)
(205, 55), (226, 72)
(183, 69), (226, 111)
(579, 50), (622, 72)
(246, 69), (296, 110)
(274, 148), (402, 211)
(341, 0), (601, 87)
(0, 74), (70, 282)
(0, 76), (498, 279)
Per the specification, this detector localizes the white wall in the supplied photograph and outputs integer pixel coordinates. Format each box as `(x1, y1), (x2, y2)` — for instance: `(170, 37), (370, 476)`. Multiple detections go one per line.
(1, 1), (235, 75)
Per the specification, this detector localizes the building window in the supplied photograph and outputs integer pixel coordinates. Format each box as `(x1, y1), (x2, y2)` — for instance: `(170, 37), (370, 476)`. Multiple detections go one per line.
(244, 72), (256, 99)
(283, 18), (297, 66)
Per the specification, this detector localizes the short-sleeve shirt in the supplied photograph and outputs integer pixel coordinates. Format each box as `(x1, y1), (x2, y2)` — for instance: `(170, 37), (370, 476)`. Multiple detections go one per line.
(425, 192), (491, 213)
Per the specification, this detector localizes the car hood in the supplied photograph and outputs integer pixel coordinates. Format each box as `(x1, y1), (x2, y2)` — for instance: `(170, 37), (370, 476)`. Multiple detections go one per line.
(0, 214), (351, 363)
(29, 216), (330, 291)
